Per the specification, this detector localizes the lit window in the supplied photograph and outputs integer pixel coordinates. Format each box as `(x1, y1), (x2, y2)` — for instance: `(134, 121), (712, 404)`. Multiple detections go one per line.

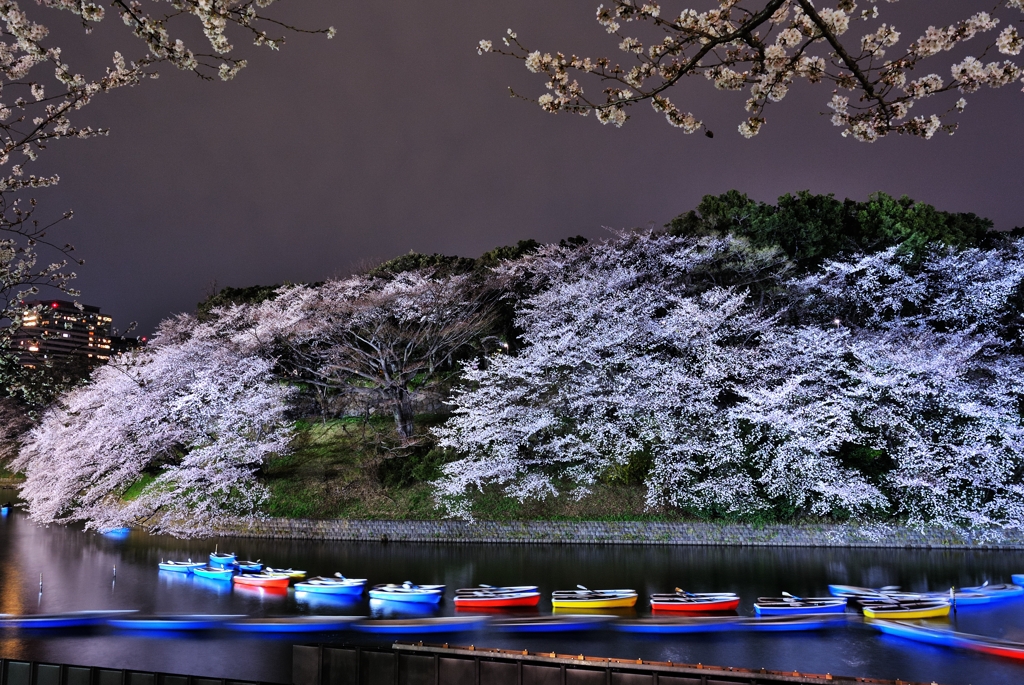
(28, 346), (38, 352)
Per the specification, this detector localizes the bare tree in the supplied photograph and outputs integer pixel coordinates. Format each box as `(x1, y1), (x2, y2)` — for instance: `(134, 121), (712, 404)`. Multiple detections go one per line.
(284, 271), (497, 440)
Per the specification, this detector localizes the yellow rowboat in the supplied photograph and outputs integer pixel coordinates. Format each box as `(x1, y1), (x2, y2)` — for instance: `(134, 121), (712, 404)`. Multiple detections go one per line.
(551, 587), (638, 609)
(862, 600), (950, 619)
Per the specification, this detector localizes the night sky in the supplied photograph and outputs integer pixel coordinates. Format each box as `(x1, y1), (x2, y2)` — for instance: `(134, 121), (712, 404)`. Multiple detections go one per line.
(32, 0), (1024, 334)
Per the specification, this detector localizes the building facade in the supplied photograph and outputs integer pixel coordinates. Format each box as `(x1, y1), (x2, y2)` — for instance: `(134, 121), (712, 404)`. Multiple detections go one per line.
(11, 300), (113, 366)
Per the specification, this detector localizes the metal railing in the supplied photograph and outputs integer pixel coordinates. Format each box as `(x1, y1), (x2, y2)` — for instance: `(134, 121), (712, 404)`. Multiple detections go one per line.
(293, 643), (938, 685)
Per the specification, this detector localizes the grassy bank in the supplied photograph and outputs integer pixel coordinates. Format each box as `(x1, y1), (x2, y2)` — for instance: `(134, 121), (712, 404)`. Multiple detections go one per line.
(261, 417), (680, 522)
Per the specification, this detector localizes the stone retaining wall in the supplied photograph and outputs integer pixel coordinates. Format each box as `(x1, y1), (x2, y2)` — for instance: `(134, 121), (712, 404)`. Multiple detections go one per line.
(219, 518), (1024, 549)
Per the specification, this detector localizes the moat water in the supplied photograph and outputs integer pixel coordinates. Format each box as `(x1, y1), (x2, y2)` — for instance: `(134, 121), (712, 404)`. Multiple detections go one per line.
(1, 506), (1022, 684)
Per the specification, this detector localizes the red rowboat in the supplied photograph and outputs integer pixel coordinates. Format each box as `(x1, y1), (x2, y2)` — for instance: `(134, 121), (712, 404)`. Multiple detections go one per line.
(232, 572), (291, 589)
(453, 585), (541, 608)
(650, 591), (740, 612)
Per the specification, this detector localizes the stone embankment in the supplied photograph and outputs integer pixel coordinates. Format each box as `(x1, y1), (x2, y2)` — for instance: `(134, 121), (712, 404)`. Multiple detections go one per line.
(221, 518), (1024, 549)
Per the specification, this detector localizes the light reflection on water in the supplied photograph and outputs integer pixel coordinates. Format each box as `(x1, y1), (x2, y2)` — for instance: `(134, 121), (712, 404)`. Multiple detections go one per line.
(1, 506), (1024, 684)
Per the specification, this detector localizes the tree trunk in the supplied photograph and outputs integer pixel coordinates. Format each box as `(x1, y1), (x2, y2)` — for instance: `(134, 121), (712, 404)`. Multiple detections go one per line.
(390, 387), (415, 439)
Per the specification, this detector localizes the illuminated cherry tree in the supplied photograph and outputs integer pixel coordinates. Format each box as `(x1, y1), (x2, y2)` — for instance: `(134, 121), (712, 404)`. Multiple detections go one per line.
(13, 311), (294, 537)
(436, 233), (1024, 533)
(481, 1), (1024, 140)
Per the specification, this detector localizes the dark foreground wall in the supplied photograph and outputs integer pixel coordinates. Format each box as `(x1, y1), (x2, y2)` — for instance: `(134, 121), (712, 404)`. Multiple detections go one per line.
(0, 657), (280, 685)
(292, 643), (937, 685)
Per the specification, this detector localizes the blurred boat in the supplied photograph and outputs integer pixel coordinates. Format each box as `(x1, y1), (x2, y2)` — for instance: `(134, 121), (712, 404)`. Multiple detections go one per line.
(236, 560), (263, 572)
(649, 591), (739, 612)
(870, 619), (1024, 660)
(491, 615), (614, 633)
(107, 614), (241, 631)
(0, 610), (136, 629)
(158, 560), (204, 573)
(616, 614), (850, 634)
(351, 616), (487, 634)
(369, 582), (445, 604)
(226, 616), (362, 633)
(232, 571), (291, 589)
(453, 585), (540, 608)
(193, 566), (235, 581)
(551, 587), (637, 609)
(754, 595), (847, 616)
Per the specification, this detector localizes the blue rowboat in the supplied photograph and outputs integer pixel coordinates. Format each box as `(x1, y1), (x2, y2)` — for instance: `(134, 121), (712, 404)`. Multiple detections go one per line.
(1012, 574), (1024, 586)
(0, 611), (136, 629)
(754, 596), (847, 616)
(158, 560), (204, 573)
(209, 552), (237, 566)
(102, 527), (130, 539)
(351, 616), (487, 635)
(922, 590), (992, 606)
(492, 615), (614, 633)
(193, 565), (235, 581)
(226, 616), (362, 633)
(615, 614), (850, 634)
(236, 560), (263, 572)
(962, 582), (1024, 600)
(108, 614), (241, 631)
(369, 582), (444, 604)
(294, 576), (366, 596)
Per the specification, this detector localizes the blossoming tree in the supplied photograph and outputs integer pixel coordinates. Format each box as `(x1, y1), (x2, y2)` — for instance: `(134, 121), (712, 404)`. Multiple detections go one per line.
(435, 231), (1024, 534)
(480, 0), (1024, 140)
(13, 311), (294, 536)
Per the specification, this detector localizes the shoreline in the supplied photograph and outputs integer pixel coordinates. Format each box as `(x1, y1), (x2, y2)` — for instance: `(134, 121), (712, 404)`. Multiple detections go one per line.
(218, 517), (1024, 549)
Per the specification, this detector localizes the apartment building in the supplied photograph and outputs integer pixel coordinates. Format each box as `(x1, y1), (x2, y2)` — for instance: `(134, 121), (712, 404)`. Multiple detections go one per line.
(11, 300), (113, 365)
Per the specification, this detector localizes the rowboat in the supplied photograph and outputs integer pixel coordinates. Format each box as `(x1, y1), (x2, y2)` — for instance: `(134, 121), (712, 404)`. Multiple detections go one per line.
(0, 610), (136, 629)
(369, 582), (445, 604)
(491, 615), (615, 633)
(226, 616), (362, 633)
(870, 619), (1024, 660)
(158, 560), (205, 573)
(754, 596), (847, 616)
(103, 527), (130, 539)
(649, 591), (739, 612)
(454, 585), (540, 608)
(209, 552), (237, 566)
(351, 616), (488, 634)
(294, 576), (367, 596)
(232, 571), (291, 589)
(921, 589), (992, 606)
(1011, 574), (1024, 586)
(861, 599), (950, 619)
(828, 584), (904, 598)
(962, 582), (1024, 600)
(107, 614), (241, 631)
(236, 560), (263, 572)
(615, 614), (850, 634)
(551, 587), (638, 609)
(268, 568), (306, 579)
(193, 566), (235, 581)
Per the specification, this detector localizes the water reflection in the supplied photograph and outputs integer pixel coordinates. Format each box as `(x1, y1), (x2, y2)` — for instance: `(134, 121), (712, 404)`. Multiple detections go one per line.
(368, 598), (438, 619)
(0, 504), (1023, 684)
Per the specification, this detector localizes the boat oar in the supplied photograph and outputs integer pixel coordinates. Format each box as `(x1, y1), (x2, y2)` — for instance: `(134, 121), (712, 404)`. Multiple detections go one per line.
(782, 591), (804, 602)
(674, 587), (696, 597)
